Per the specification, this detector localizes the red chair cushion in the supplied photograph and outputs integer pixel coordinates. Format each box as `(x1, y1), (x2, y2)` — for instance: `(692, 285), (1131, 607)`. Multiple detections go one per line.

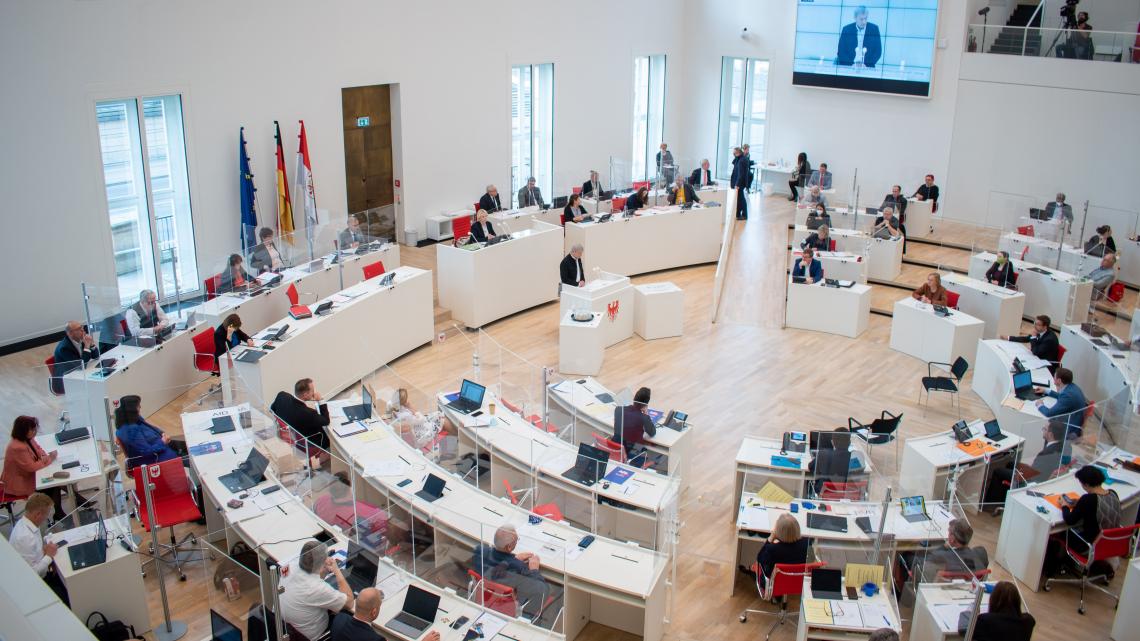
(946, 291), (960, 309)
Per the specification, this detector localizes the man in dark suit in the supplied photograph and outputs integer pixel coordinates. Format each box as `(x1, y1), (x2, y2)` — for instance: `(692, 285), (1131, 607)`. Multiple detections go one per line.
(560, 245), (585, 288)
(881, 185), (907, 220)
(1033, 367), (1089, 438)
(985, 420), (1070, 508)
(836, 6), (882, 67)
(730, 147), (749, 220)
(478, 185), (504, 213)
(668, 175), (700, 206)
(688, 159), (716, 189)
(912, 174), (940, 210)
(337, 213), (372, 249)
(1044, 193), (1073, 226)
(1002, 315), (1060, 372)
(581, 170), (602, 197)
(250, 227), (285, 273)
(517, 177), (545, 208)
(270, 377), (331, 450)
(792, 248), (824, 284)
(53, 320), (100, 377)
(469, 211), (497, 244)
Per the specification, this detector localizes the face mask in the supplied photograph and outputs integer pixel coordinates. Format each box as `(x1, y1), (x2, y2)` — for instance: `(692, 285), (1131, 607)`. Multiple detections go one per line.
(997, 256), (1006, 264)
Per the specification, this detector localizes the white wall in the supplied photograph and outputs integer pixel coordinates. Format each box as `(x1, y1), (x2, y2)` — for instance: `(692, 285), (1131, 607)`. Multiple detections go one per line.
(675, 0), (968, 208)
(0, 0), (687, 346)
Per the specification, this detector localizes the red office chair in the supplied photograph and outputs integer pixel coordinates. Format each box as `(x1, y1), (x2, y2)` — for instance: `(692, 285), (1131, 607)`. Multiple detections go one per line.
(572, 186), (582, 195)
(119, 318), (130, 339)
(819, 481), (867, 501)
(524, 413), (559, 434)
(286, 282), (299, 306)
(132, 459), (202, 580)
(0, 480), (28, 526)
(828, 239), (837, 251)
(1107, 281), (1125, 303)
(946, 291), (961, 309)
(1017, 225), (1035, 237)
(192, 327), (220, 404)
(204, 274), (221, 301)
(611, 197), (627, 212)
(473, 202), (481, 212)
(467, 569), (518, 618)
(502, 479), (565, 522)
(499, 399), (522, 414)
(362, 260), (385, 281)
(1045, 523), (1140, 613)
(44, 356), (64, 396)
(739, 561), (826, 640)
(1020, 246), (1030, 261)
(452, 215), (472, 246)
(632, 181), (651, 191)
(1057, 344), (1067, 365)
(592, 433), (625, 462)
(1009, 271), (1020, 289)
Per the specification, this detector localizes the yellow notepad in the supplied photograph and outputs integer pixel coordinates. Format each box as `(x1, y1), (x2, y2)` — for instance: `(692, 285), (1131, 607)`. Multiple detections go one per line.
(755, 481), (794, 505)
(803, 599), (834, 625)
(845, 563), (884, 588)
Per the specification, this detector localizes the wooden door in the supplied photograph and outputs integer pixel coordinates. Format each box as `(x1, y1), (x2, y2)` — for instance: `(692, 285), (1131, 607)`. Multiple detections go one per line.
(341, 84), (394, 239)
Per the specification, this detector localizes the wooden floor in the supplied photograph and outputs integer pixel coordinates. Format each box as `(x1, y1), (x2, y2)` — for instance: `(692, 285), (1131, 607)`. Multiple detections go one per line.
(2, 193), (1132, 641)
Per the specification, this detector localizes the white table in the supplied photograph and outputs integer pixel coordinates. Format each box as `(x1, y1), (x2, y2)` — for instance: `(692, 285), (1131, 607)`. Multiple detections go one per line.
(999, 232), (1090, 276)
(490, 205), (563, 231)
(559, 311), (605, 375)
(564, 203), (724, 277)
(231, 266), (434, 403)
(62, 324), (207, 441)
(995, 447), (1140, 590)
(793, 225), (868, 254)
(973, 339), (1059, 462)
(437, 222), (563, 328)
(797, 576), (902, 641)
(969, 251), (1092, 326)
(426, 208), (474, 241)
(890, 298), (985, 365)
(868, 236), (904, 281)
(1017, 215), (1065, 242)
(791, 249), (868, 283)
(898, 419), (1023, 513)
(35, 432), (107, 512)
(559, 272), (634, 348)
(56, 514), (149, 634)
(633, 282), (683, 340)
(785, 280), (871, 338)
(0, 532), (96, 641)
(941, 272), (1026, 339)
(1060, 324), (1140, 412)
(911, 583), (987, 641)
(906, 198), (935, 238)
(1112, 558), (1140, 641)
(823, 206), (878, 234)
(759, 162), (795, 196)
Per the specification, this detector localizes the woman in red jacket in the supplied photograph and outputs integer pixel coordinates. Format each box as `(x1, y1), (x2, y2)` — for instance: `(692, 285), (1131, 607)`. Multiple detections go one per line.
(1, 416), (64, 520)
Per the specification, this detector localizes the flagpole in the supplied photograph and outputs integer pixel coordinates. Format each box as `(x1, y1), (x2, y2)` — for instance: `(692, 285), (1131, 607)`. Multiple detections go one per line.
(296, 121), (315, 261)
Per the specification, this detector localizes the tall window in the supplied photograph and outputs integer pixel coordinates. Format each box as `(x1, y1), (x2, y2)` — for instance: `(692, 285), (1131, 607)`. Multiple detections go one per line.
(96, 95), (197, 306)
(631, 55), (666, 182)
(715, 57), (770, 181)
(511, 64), (553, 208)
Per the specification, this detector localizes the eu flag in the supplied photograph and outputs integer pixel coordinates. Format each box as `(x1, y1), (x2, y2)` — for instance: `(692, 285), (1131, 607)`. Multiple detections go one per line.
(239, 127), (258, 250)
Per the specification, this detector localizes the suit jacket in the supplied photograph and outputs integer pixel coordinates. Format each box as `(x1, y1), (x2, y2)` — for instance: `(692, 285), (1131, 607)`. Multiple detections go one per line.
(213, 323), (252, 358)
(478, 193), (503, 213)
(517, 186), (544, 208)
(1040, 383), (1089, 435)
(270, 391), (330, 450)
(957, 611), (1035, 641)
(668, 183), (699, 205)
(1009, 329), (1059, 365)
(837, 22), (882, 67)
(807, 170), (832, 190)
(249, 242), (282, 273)
(581, 179), (602, 196)
(881, 193), (907, 217)
(656, 150), (675, 179)
(563, 205), (587, 224)
(1044, 202), (1073, 223)
(1030, 438), (1068, 477)
(688, 167), (716, 188)
(792, 258), (823, 282)
(218, 266), (255, 294)
(984, 260), (1016, 288)
(0, 438), (53, 497)
(913, 183), (940, 203)
(801, 232), (831, 252)
(469, 220), (497, 243)
(53, 335), (100, 376)
(337, 227), (371, 249)
(560, 254), (584, 287)
(730, 156), (752, 189)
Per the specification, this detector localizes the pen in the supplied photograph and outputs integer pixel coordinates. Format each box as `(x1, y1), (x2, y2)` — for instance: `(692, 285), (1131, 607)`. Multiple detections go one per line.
(882, 615), (891, 626)
(398, 455), (409, 465)
(277, 505), (286, 515)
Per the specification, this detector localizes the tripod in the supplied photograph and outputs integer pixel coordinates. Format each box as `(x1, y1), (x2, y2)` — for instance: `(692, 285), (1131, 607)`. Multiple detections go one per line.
(1048, 16), (1078, 57)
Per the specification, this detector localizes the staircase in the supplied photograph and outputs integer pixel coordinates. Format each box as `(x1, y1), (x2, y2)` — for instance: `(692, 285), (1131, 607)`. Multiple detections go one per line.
(988, 3), (1043, 55)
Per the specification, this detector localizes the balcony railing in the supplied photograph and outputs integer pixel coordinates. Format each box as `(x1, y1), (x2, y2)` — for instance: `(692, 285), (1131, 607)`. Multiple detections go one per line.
(968, 24), (1139, 63)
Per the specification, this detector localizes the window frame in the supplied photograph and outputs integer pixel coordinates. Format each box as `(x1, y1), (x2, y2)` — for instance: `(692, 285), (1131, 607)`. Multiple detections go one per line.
(715, 56), (772, 182)
(631, 54), (666, 184)
(510, 63), (554, 209)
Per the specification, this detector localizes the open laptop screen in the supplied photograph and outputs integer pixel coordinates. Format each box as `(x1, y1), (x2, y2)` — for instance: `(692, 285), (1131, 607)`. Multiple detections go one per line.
(403, 585), (441, 622)
(900, 495), (926, 516)
(1012, 370), (1032, 391)
(459, 379), (486, 407)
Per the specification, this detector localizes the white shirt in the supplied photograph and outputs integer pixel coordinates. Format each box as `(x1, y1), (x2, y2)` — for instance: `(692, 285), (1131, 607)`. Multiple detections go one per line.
(126, 305), (169, 337)
(279, 568), (347, 641)
(266, 243), (284, 270)
(10, 517), (51, 577)
(575, 259), (583, 284)
(856, 25), (866, 62)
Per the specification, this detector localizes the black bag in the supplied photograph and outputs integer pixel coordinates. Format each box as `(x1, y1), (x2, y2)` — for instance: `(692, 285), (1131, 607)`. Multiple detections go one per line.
(86, 612), (142, 641)
(212, 541), (261, 592)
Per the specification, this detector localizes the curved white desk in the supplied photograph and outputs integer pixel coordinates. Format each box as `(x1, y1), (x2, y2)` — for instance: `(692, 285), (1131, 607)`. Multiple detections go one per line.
(1059, 324), (1140, 412)
(898, 419), (1024, 512)
(786, 279), (872, 338)
(973, 339), (1057, 461)
(890, 298), (985, 365)
(968, 251), (1091, 325)
(564, 204), (723, 277)
(941, 272), (1026, 340)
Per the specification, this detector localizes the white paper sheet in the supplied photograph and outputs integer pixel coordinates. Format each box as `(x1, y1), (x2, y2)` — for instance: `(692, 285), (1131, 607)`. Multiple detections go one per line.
(829, 600), (864, 628)
(858, 603), (894, 629)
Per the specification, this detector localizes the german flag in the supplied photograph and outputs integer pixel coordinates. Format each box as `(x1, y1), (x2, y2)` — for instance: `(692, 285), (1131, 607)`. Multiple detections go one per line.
(274, 121), (295, 242)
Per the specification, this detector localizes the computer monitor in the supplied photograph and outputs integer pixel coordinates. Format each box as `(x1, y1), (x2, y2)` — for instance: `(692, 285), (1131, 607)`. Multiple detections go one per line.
(210, 609), (242, 641)
(403, 584), (441, 623)
(815, 430), (851, 452)
(363, 384), (372, 411)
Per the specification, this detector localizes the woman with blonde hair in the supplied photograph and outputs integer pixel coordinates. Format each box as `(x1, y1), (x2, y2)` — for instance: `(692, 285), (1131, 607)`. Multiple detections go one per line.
(754, 513), (811, 588)
(912, 272), (949, 306)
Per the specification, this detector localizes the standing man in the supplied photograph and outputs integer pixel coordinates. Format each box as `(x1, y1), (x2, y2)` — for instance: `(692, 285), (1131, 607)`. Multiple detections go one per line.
(478, 185), (504, 213)
(9, 493), (69, 605)
(836, 5), (882, 67)
(125, 289), (169, 339)
(53, 320), (100, 377)
(688, 159), (716, 188)
(656, 143), (675, 185)
(560, 244), (585, 288)
(581, 170), (603, 197)
(517, 177), (545, 208)
(730, 147), (749, 220)
(912, 174), (939, 212)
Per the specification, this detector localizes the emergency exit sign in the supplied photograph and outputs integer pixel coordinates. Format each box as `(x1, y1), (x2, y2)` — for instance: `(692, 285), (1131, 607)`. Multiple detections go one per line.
(356, 116), (370, 127)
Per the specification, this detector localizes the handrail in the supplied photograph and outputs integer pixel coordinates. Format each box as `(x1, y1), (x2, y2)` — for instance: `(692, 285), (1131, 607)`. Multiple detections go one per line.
(710, 187), (738, 323)
(1023, 0), (1046, 56)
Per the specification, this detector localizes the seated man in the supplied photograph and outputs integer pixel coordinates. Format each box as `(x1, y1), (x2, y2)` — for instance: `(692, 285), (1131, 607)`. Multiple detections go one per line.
(271, 377), (331, 451)
(805, 203), (831, 230)
(279, 540), (353, 641)
(1044, 192), (1073, 225)
(53, 320), (100, 377)
(881, 185), (907, 221)
(560, 244), (585, 288)
(313, 471), (390, 539)
(897, 518), (987, 586)
(470, 525), (551, 620)
(800, 185), (828, 209)
(330, 588), (440, 641)
(1084, 252), (1117, 297)
(688, 159), (716, 189)
(792, 247), (824, 284)
(800, 225), (832, 252)
(469, 210), (497, 244)
(667, 175), (699, 206)
(1033, 367), (1089, 438)
(517, 176), (545, 208)
(478, 185), (504, 213)
(125, 289), (169, 339)
(1001, 315), (1059, 371)
(338, 212), (371, 249)
(613, 387), (658, 466)
(912, 174), (939, 211)
(581, 170), (603, 197)
(806, 163), (832, 190)
(873, 206), (903, 239)
(10, 493), (69, 605)
(985, 420), (1070, 508)
(250, 226), (285, 273)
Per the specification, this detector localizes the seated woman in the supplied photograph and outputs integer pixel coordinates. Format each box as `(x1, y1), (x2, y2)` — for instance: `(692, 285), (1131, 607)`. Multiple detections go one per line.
(563, 193), (588, 224)
(800, 225), (832, 252)
(217, 253), (254, 294)
(213, 313), (254, 358)
(624, 186), (649, 213)
(957, 581), (1035, 641)
(912, 273), (949, 306)
(753, 514), (811, 590)
(115, 396), (187, 470)
(805, 202), (831, 230)
(389, 388), (454, 455)
(0, 416), (64, 520)
(1085, 224), (1116, 256)
(313, 471), (390, 540)
(985, 251), (1016, 288)
(1059, 465), (1121, 555)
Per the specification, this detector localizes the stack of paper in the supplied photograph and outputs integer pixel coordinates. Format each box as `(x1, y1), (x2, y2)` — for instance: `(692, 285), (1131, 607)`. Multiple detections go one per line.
(755, 481), (794, 505)
(844, 563), (884, 588)
(803, 599), (833, 625)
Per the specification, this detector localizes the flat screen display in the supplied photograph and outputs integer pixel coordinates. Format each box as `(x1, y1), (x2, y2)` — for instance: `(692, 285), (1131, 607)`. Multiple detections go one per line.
(792, 0), (939, 97)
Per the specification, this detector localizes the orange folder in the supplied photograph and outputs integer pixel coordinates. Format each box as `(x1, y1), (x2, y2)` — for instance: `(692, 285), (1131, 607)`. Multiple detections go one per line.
(1044, 492), (1080, 509)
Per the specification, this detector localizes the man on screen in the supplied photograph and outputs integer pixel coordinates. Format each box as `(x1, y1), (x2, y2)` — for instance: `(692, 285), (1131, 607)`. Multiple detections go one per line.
(837, 5), (882, 68)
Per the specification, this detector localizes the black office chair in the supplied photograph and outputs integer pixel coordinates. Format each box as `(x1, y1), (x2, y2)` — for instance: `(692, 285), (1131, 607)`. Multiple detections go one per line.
(919, 357), (969, 417)
(848, 410), (902, 469)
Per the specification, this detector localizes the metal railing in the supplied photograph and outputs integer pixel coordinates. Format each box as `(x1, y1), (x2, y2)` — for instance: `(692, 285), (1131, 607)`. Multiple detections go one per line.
(968, 23), (1139, 62)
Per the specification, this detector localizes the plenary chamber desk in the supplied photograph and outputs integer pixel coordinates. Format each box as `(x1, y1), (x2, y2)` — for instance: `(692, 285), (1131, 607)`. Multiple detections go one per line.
(231, 266), (433, 404)
(183, 404), (564, 641)
(898, 419), (1023, 513)
(790, 248), (867, 283)
(546, 377), (694, 489)
(490, 205), (563, 231)
(559, 273), (635, 348)
(325, 400), (669, 641)
(973, 339), (1058, 461)
(969, 251), (1091, 325)
(191, 243), (400, 335)
(732, 434), (873, 516)
(437, 223), (563, 328)
(791, 225), (902, 281)
(890, 298), (984, 366)
(785, 279), (871, 338)
(564, 204), (723, 277)
(996, 446), (1140, 590)
(941, 272), (1025, 340)
(1059, 323), (1140, 412)
(998, 232), (1088, 277)
(437, 389), (679, 552)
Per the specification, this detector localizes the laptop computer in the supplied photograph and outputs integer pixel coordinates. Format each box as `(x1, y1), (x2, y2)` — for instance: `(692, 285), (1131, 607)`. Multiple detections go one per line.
(446, 379), (486, 414)
(210, 609), (242, 641)
(984, 419), (1007, 442)
(599, 190), (615, 201)
(596, 213), (614, 223)
(1029, 207), (1048, 221)
(552, 196), (568, 209)
(791, 275), (808, 284)
(342, 386), (373, 422)
(55, 426), (91, 445)
(210, 416), (237, 435)
(218, 448), (270, 493)
(69, 514), (108, 571)
(900, 495), (931, 522)
(175, 311), (197, 331)
(485, 234), (510, 246)
(1012, 370), (1042, 401)
(414, 473), (446, 503)
(561, 443), (610, 487)
(810, 568), (845, 600)
(385, 585), (441, 639)
(1081, 322), (1107, 337)
(806, 512), (848, 533)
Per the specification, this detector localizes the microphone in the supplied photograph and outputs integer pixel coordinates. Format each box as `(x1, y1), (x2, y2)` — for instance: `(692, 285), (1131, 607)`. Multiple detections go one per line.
(978, 6), (990, 15)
